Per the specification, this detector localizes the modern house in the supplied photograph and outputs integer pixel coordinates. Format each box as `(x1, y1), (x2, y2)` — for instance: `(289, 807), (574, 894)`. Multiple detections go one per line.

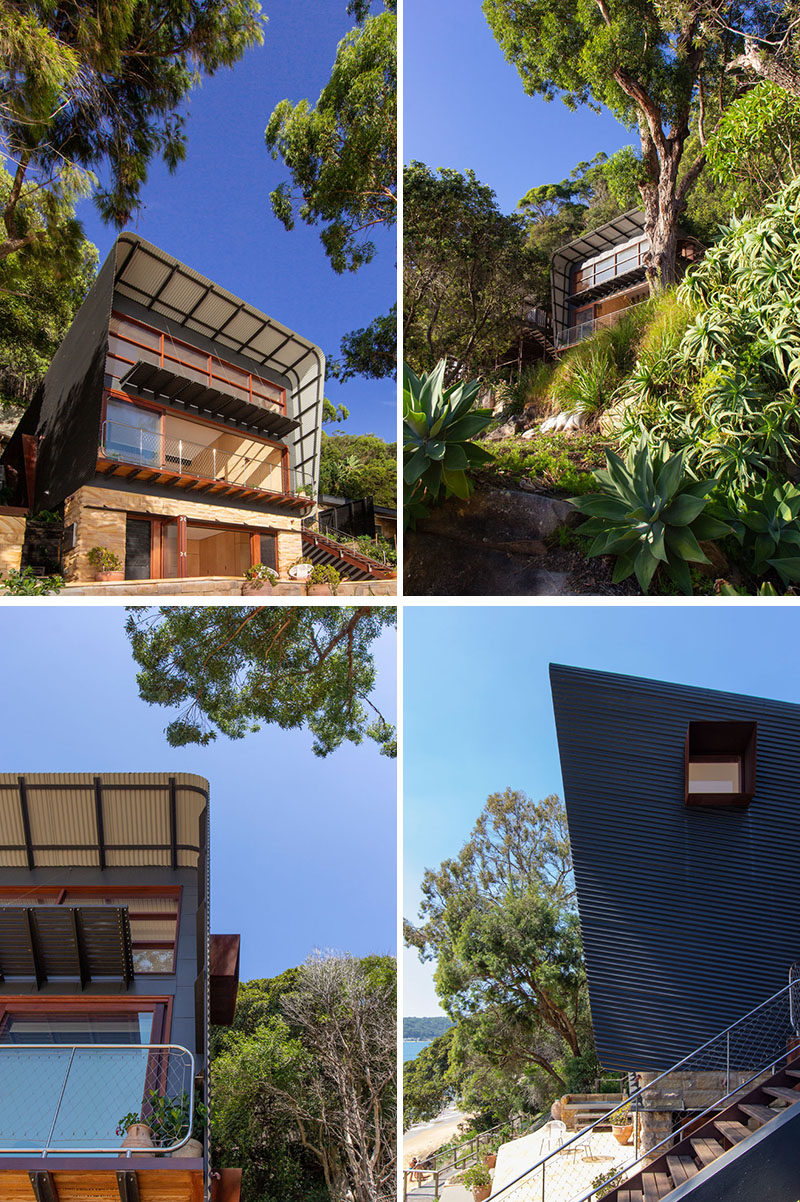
(1, 235), (325, 585)
(550, 211), (702, 352)
(0, 773), (241, 1202)
(539, 665), (800, 1202)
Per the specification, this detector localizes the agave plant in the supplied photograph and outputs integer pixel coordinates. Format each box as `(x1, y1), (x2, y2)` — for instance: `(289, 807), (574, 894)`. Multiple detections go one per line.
(403, 361), (493, 522)
(735, 478), (800, 576)
(571, 437), (731, 594)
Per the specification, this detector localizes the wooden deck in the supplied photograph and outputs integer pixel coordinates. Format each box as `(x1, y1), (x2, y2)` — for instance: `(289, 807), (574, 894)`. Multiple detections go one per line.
(0, 1158), (204, 1202)
(96, 456), (311, 511)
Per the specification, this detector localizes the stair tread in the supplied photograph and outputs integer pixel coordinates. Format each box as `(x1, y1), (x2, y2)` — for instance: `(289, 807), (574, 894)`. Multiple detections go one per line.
(784, 1068), (800, 1079)
(666, 1155), (700, 1185)
(690, 1137), (725, 1166)
(642, 1170), (671, 1200)
(739, 1103), (778, 1125)
(617, 1192), (644, 1202)
(763, 1085), (800, 1103)
(714, 1119), (751, 1144)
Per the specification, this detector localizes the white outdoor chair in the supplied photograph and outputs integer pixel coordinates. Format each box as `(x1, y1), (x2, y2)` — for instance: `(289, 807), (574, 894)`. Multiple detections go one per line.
(562, 1129), (598, 1163)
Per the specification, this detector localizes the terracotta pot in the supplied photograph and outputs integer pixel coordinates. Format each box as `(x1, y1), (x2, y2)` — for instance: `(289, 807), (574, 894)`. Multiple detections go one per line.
(96, 570), (124, 582)
(612, 1123), (633, 1146)
(307, 583), (331, 595)
(242, 580), (274, 595)
(120, 1123), (154, 1156)
(472, 1186), (491, 1202)
(484, 1154), (497, 1168)
(170, 1137), (204, 1158)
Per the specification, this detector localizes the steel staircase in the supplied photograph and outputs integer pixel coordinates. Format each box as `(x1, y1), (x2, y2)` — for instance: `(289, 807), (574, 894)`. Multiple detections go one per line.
(490, 978), (800, 1202)
(301, 528), (395, 581)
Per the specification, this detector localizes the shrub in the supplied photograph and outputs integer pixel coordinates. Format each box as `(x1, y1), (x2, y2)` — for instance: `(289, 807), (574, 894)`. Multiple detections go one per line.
(1, 567), (64, 595)
(87, 546), (122, 572)
(308, 564), (341, 593)
(735, 479), (800, 577)
(403, 360), (493, 525)
(571, 437), (731, 594)
(244, 563), (278, 583)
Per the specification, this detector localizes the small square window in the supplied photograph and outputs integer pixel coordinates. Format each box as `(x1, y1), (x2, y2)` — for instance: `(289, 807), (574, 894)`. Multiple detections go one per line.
(685, 721), (757, 808)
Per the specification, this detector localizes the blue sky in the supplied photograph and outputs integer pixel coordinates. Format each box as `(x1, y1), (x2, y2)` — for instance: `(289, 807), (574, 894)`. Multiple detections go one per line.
(77, 0), (396, 442)
(404, 605), (800, 1015)
(403, 0), (634, 214)
(0, 606), (397, 980)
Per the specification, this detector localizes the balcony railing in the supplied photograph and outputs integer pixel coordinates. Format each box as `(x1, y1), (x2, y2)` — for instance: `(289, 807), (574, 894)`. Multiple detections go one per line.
(100, 420), (314, 498)
(555, 300), (648, 350)
(0, 1043), (196, 1155)
(572, 240), (647, 295)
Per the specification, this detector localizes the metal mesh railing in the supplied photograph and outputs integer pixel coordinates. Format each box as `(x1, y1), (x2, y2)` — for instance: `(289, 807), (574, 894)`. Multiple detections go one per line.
(555, 301), (648, 350)
(0, 1044), (195, 1155)
(489, 978), (800, 1202)
(100, 420), (314, 498)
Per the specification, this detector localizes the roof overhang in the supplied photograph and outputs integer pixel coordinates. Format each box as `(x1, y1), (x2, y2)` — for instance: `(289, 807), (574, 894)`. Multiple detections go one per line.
(0, 905), (134, 988)
(209, 933), (241, 1026)
(0, 774), (209, 871)
(550, 209), (646, 338)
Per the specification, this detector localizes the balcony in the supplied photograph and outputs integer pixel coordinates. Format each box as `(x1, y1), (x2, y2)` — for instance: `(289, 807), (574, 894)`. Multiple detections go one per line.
(555, 300), (648, 351)
(0, 1044), (195, 1155)
(107, 312), (299, 438)
(97, 418), (314, 510)
(570, 239), (647, 301)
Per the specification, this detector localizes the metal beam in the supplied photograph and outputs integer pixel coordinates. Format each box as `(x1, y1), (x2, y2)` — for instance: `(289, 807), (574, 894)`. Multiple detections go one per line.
(70, 907), (89, 990)
(116, 1171), (141, 1202)
(17, 775), (35, 870)
(23, 908), (45, 990)
(94, 776), (106, 870)
(28, 1172), (58, 1202)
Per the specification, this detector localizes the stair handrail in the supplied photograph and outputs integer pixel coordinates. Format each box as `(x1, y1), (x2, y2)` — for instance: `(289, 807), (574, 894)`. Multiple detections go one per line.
(487, 976), (800, 1202)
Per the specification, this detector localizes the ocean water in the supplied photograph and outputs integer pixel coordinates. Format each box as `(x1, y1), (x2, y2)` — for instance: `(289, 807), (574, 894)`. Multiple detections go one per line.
(403, 1039), (432, 1061)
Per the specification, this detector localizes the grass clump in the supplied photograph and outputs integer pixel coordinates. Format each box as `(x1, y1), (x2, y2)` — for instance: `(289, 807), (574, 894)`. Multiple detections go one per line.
(486, 432), (609, 494)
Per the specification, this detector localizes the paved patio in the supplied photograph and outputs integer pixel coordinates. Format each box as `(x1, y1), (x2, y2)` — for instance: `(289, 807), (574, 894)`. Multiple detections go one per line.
(491, 1121), (637, 1202)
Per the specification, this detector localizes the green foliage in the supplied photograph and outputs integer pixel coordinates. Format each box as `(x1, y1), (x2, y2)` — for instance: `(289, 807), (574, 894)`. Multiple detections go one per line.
(320, 527), (397, 566)
(547, 301), (653, 419)
(212, 955), (396, 1202)
(486, 433), (605, 495)
(0, 0), (264, 258)
(592, 1167), (624, 1198)
(404, 162), (539, 376)
(483, 0), (775, 287)
(403, 361), (493, 524)
(405, 789), (592, 1106)
(707, 83), (800, 212)
(1, 567), (63, 594)
(461, 1165), (492, 1192)
(243, 562), (278, 583)
(307, 563), (341, 593)
(735, 479), (800, 576)
(403, 1028), (458, 1128)
(322, 398), (350, 425)
(329, 305), (396, 381)
(571, 438), (731, 594)
(87, 545), (122, 571)
(617, 180), (800, 501)
(125, 606), (396, 757)
(0, 166), (97, 407)
(266, 2), (396, 273)
(319, 431), (396, 505)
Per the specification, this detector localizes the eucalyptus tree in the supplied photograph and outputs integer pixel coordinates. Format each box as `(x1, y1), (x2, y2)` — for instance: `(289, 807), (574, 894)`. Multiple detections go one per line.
(483, 0), (779, 289)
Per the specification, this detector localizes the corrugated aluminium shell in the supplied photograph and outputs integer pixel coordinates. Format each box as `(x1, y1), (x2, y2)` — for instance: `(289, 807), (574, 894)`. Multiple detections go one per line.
(550, 664), (800, 1073)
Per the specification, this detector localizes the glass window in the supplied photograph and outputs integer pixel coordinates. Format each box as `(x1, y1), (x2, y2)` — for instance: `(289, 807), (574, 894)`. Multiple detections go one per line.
(688, 758), (741, 794)
(104, 399), (161, 467)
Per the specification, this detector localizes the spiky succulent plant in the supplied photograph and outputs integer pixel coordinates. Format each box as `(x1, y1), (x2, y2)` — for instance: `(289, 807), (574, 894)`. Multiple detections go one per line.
(571, 437), (731, 594)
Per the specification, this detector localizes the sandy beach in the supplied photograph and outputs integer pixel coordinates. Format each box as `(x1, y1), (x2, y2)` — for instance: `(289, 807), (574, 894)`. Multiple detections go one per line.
(403, 1105), (473, 1165)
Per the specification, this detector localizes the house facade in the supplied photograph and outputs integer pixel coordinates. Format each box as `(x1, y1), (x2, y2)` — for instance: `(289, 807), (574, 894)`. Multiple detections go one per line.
(550, 211), (702, 351)
(1, 236), (325, 585)
(0, 773), (240, 1202)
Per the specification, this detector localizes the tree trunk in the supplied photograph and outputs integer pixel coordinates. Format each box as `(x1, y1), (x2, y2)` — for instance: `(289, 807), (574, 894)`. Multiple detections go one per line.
(640, 135), (682, 293)
(730, 37), (800, 99)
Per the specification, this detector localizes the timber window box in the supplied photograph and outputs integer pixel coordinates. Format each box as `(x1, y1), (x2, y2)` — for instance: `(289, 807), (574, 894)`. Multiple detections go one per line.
(685, 720), (757, 808)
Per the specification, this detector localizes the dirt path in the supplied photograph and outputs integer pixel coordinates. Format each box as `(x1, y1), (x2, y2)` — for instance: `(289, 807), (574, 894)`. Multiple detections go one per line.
(403, 1107), (472, 1165)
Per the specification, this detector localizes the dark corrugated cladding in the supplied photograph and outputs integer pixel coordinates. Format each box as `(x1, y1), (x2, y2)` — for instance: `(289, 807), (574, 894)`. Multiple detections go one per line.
(550, 664), (800, 1073)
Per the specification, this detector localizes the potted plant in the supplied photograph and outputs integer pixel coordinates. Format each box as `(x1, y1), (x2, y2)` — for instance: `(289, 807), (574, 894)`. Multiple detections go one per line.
(462, 1164), (492, 1202)
(87, 545), (124, 582)
(116, 1110), (154, 1153)
(138, 1091), (208, 1157)
(242, 563), (278, 595)
(307, 564), (340, 596)
(608, 1100), (633, 1145)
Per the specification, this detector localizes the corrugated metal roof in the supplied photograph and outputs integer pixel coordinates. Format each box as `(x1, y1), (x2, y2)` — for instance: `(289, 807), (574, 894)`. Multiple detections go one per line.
(0, 774), (208, 870)
(550, 665), (800, 1073)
